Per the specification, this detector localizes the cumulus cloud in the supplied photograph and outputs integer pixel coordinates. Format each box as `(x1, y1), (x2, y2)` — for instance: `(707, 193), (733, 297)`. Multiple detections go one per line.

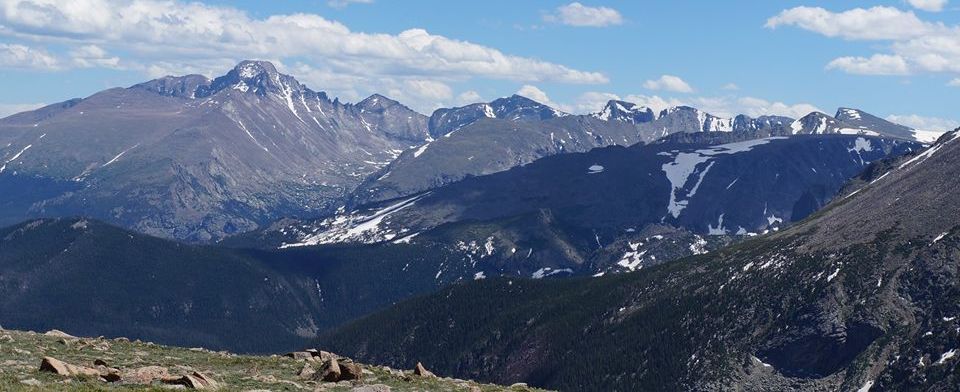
(0, 43), (59, 70)
(642, 75), (694, 93)
(767, 5), (960, 79)
(886, 114), (959, 131)
(404, 80), (452, 100)
(544, 2), (623, 27)
(765, 6), (934, 40)
(949, 78), (960, 86)
(564, 91), (619, 113)
(69, 44), (121, 68)
(456, 90), (483, 105)
(516, 85), (555, 106)
(0, 0), (607, 86)
(907, 0), (948, 12)
(826, 54), (910, 75)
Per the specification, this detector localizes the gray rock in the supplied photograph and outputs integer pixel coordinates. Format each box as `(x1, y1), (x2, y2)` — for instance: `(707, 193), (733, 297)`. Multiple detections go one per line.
(351, 384), (391, 392)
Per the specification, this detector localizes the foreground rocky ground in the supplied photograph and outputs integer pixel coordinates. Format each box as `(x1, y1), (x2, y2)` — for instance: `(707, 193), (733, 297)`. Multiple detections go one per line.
(0, 328), (547, 391)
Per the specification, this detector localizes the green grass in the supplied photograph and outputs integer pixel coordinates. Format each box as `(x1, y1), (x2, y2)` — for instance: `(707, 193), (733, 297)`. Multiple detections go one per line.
(0, 329), (548, 391)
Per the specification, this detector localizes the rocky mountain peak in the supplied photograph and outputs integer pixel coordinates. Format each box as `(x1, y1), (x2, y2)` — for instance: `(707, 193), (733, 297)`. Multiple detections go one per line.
(358, 94), (401, 111)
(489, 94), (566, 120)
(593, 100), (655, 124)
(789, 111), (838, 134)
(834, 107), (865, 122)
(656, 106), (733, 132)
(426, 94), (565, 138)
(195, 60), (302, 98)
(234, 60), (280, 79)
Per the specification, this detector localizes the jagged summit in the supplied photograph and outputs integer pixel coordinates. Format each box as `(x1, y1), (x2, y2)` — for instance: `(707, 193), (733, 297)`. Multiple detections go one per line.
(426, 94), (566, 138)
(592, 100), (655, 124)
(787, 108), (930, 141)
(790, 111), (839, 134)
(357, 93), (403, 110)
(196, 60), (305, 98)
(234, 59), (280, 77)
(489, 94), (567, 120)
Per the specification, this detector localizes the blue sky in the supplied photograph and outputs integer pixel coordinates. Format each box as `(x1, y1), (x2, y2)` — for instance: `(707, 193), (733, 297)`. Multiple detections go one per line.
(1, 0), (959, 130)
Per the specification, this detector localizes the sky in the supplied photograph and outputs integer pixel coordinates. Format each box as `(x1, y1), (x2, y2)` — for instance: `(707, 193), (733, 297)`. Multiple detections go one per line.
(1, 0), (959, 131)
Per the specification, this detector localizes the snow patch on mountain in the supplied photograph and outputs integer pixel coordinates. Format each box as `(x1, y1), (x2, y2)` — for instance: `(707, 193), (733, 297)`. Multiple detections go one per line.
(662, 137), (787, 218)
(0, 144), (32, 174)
(280, 193), (428, 248)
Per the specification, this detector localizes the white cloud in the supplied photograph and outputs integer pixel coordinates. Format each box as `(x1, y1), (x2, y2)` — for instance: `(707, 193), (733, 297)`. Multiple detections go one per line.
(456, 90), (483, 105)
(767, 5), (960, 78)
(404, 80), (452, 100)
(826, 54), (910, 75)
(516, 85), (554, 106)
(949, 78), (960, 86)
(722, 83), (739, 91)
(327, 0), (372, 9)
(0, 102), (45, 118)
(544, 2), (623, 27)
(642, 75), (694, 93)
(569, 91), (620, 113)
(0, 0), (608, 86)
(69, 44), (121, 68)
(907, 0), (948, 12)
(0, 43), (59, 69)
(765, 6), (934, 40)
(886, 114), (959, 131)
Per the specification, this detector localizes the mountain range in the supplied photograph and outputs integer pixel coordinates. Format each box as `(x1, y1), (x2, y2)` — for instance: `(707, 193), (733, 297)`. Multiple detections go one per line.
(0, 60), (939, 243)
(319, 129), (960, 391)
(0, 60), (430, 241)
(254, 134), (918, 278)
(2, 58), (958, 391)
(0, 133), (921, 357)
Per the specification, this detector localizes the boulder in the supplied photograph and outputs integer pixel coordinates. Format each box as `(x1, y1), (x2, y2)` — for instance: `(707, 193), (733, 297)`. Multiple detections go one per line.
(309, 349), (340, 362)
(314, 358), (341, 382)
(414, 362), (435, 378)
(339, 360), (363, 381)
(19, 379), (42, 387)
(39, 357), (101, 379)
(352, 385), (391, 392)
(166, 371), (219, 390)
(297, 363), (315, 380)
(284, 351), (314, 361)
(122, 365), (175, 384)
(44, 329), (76, 339)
